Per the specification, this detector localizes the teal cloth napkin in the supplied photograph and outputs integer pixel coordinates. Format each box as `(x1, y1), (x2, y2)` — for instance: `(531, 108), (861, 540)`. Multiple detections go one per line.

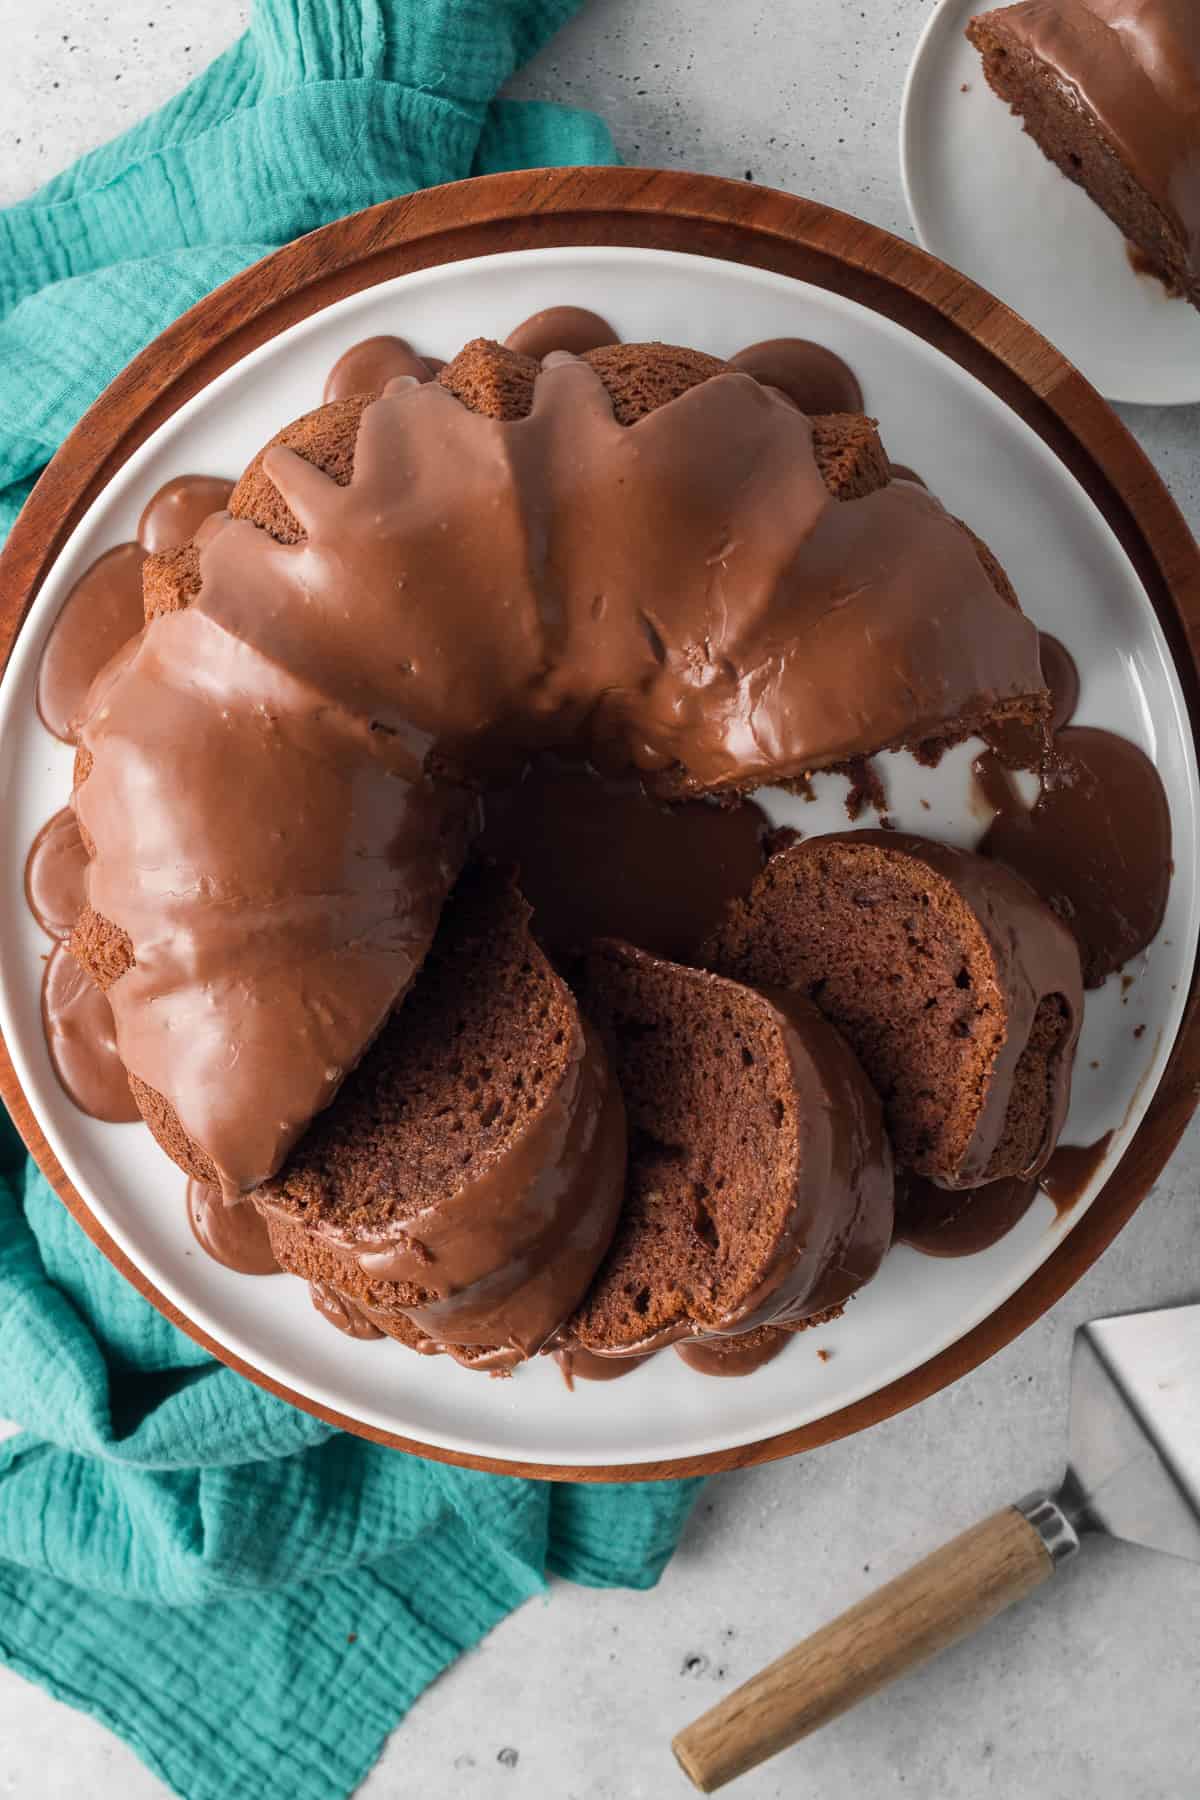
(0, 7), (701, 1798)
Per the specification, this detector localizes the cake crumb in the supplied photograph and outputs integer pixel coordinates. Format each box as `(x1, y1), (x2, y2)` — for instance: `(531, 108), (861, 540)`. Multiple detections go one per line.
(1133, 1023), (1146, 1039)
(843, 755), (890, 825)
(817, 1347), (833, 1363)
(346, 1633), (357, 1645)
(961, 81), (972, 92)
(682, 1652), (710, 1677)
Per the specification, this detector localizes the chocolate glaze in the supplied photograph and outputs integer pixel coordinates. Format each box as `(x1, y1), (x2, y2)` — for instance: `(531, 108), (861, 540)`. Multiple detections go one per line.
(979, 725), (1171, 986)
(1038, 634), (1081, 731)
(674, 1330), (792, 1377)
(138, 475), (235, 555)
(41, 943), (139, 1123)
(888, 463), (928, 488)
(309, 1280), (385, 1339)
(727, 339), (863, 414)
(75, 359), (1043, 1195)
(478, 758), (768, 960)
(36, 542), (146, 744)
(991, 0), (1200, 267)
(981, 631), (1079, 766)
(323, 336), (435, 403)
(263, 1019), (626, 1358)
(1040, 1131), (1114, 1211)
(503, 306), (618, 359)
(25, 808), (88, 939)
(556, 1345), (653, 1386)
(895, 1171), (1040, 1256)
(187, 1178), (280, 1275)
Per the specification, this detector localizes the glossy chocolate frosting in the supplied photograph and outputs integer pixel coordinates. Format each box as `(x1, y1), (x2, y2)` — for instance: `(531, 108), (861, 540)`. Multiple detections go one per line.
(74, 353), (1041, 1196)
(991, 0), (1200, 260)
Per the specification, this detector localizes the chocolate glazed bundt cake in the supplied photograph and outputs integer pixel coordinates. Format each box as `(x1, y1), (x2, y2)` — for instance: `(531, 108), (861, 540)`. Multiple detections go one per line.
(70, 335), (1048, 1210)
(561, 942), (894, 1360)
(705, 832), (1084, 1190)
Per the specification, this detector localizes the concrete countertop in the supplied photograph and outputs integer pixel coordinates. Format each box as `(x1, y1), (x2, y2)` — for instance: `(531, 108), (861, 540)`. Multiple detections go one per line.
(1, 3), (1197, 1796)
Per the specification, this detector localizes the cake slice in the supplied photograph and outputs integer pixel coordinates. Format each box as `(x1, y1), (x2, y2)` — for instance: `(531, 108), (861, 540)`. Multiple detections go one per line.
(562, 942), (894, 1361)
(256, 866), (626, 1364)
(967, 2), (1200, 308)
(705, 831), (1083, 1189)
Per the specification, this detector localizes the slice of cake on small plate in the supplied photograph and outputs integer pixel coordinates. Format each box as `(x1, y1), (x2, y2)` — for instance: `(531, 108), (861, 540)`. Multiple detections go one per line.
(967, 1), (1200, 308)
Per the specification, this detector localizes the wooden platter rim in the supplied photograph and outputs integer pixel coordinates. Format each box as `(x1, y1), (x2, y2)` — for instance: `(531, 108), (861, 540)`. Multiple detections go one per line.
(1, 165), (1197, 1482)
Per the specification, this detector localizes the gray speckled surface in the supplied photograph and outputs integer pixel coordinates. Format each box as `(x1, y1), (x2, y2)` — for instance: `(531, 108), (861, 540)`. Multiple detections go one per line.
(1, 3), (1198, 1796)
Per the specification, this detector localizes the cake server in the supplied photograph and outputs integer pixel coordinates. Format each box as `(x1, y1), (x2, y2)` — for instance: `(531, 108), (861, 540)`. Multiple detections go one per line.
(673, 1301), (1200, 1792)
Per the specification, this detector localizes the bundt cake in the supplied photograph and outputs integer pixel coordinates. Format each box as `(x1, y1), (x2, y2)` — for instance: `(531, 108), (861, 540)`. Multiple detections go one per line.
(561, 941), (894, 1360)
(967, 1), (1200, 308)
(255, 866), (626, 1365)
(705, 831), (1083, 1190)
(68, 336), (1048, 1207)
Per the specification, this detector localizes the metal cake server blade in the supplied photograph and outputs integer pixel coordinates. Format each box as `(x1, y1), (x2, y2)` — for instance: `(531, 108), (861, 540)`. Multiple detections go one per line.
(1063, 1303), (1200, 1563)
(674, 1302), (1200, 1791)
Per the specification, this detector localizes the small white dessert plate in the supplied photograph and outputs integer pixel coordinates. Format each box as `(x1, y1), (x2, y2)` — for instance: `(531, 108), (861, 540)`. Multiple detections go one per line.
(900, 0), (1200, 406)
(0, 217), (1197, 1474)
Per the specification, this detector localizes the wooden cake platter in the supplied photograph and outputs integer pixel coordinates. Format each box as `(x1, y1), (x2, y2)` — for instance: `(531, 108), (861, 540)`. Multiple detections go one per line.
(1, 167), (1198, 1481)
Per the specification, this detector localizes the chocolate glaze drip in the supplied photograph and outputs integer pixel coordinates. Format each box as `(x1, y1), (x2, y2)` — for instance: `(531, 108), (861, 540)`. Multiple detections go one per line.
(992, 0), (1200, 265)
(978, 726), (1171, 986)
(478, 758), (769, 960)
(555, 1345), (653, 1386)
(309, 1280), (385, 1338)
(138, 475), (235, 555)
(981, 631), (1079, 766)
(895, 1172), (1041, 1256)
(897, 1127), (1113, 1254)
(727, 339), (864, 414)
(503, 306), (618, 359)
(41, 943), (139, 1122)
(273, 1020), (625, 1357)
(187, 1179), (280, 1275)
(36, 542), (146, 744)
(1040, 1131), (1114, 1211)
(323, 336), (436, 403)
(1038, 634), (1081, 731)
(25, 808), (88, 939)
(674, 1329), (792, 1377)
(75, 360), (1043, 1196)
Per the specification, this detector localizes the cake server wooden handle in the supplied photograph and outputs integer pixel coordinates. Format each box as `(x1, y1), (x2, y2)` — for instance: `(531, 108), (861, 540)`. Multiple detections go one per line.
(672, 1497), (1079, 1793)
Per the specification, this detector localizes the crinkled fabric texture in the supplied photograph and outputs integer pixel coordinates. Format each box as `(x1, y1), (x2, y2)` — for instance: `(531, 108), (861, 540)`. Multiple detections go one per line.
(0, 0), (617, 540)
(0, 8), (700, 1799)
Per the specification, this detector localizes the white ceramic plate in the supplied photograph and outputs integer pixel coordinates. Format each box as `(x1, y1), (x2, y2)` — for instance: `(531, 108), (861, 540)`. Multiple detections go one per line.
(0, 245), (1195, 1469)
(900, 0), (1200, 406)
